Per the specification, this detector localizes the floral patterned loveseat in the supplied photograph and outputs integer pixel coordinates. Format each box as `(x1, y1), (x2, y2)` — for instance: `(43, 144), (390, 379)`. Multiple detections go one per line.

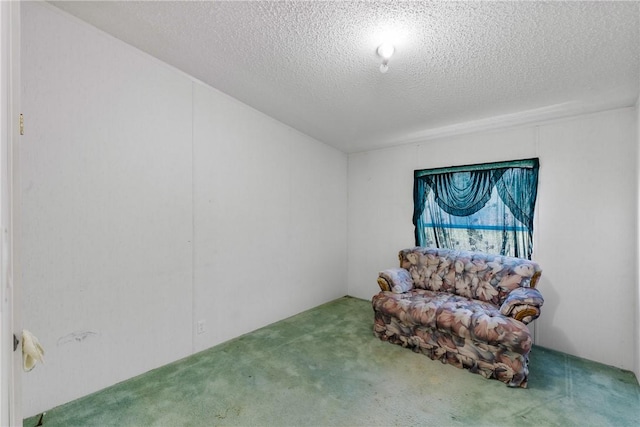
(372, 247), (543, 388)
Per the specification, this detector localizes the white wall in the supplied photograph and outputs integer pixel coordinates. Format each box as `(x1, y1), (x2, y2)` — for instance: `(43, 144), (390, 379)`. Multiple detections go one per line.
(192, 83), (347, 352)
(21, 2), (346, 417)
(348, 108), (638, 372)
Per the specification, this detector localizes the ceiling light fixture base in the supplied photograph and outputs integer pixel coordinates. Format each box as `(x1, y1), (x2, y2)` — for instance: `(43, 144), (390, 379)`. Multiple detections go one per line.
(377, 43), (394, 74)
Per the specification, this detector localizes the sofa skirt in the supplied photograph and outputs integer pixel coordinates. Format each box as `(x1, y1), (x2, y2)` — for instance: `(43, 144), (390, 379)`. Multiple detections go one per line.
(373, 311), (530, 388)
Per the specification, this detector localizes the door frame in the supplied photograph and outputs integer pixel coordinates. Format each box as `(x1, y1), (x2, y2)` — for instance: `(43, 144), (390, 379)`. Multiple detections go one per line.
(1, 0), (21, 425)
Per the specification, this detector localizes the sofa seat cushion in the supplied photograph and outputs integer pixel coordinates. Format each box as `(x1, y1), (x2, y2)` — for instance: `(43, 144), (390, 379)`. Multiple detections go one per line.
(372, 290), (532, 355)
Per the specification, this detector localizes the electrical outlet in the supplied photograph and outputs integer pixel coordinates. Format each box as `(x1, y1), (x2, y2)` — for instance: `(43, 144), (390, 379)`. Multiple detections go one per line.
(196, 320), (206, 335)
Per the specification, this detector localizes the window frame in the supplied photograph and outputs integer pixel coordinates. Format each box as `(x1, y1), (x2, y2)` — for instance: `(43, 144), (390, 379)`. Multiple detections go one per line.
(413, 158), (539, 259)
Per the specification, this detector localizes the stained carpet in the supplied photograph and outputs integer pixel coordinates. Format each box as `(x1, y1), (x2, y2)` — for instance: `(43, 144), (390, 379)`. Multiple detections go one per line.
(24, 296), (639, 426)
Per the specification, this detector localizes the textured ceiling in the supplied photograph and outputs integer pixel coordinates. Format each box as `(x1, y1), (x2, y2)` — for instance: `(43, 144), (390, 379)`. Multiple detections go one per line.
(50, 1), (640, 153)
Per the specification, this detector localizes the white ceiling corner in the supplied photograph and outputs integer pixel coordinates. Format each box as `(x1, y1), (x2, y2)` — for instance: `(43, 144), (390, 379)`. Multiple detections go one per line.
(49, 0), (640, 153)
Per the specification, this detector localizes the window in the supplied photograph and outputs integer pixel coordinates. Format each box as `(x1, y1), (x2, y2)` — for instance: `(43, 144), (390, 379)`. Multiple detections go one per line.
(413, 159), (539, 259)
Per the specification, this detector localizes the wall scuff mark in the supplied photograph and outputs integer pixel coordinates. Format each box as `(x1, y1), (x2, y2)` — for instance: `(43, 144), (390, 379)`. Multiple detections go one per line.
(57, 330), (100, 346)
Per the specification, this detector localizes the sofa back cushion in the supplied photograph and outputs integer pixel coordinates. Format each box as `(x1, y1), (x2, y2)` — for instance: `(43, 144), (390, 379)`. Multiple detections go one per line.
(398, 247), (541, 306)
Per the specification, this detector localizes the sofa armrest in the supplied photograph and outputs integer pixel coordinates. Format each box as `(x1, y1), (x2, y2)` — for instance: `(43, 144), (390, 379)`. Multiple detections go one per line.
(378, 268), (413, 293)
(500, 288), (544, 324)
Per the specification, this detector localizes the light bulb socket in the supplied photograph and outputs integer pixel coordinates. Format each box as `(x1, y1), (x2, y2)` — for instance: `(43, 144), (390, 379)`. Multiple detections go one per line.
(377, 43), (395, 60)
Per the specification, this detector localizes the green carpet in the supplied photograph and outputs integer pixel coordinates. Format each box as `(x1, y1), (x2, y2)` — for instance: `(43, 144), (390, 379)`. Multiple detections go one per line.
(24, 296), (640, 426)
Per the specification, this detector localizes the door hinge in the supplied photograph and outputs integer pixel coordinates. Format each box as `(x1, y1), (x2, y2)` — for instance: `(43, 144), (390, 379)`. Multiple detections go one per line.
(19, 113), (24, 136)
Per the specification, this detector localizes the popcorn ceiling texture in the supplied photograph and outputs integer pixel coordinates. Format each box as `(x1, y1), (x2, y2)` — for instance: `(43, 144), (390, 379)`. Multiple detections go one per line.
(50, 1), (639, 153)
